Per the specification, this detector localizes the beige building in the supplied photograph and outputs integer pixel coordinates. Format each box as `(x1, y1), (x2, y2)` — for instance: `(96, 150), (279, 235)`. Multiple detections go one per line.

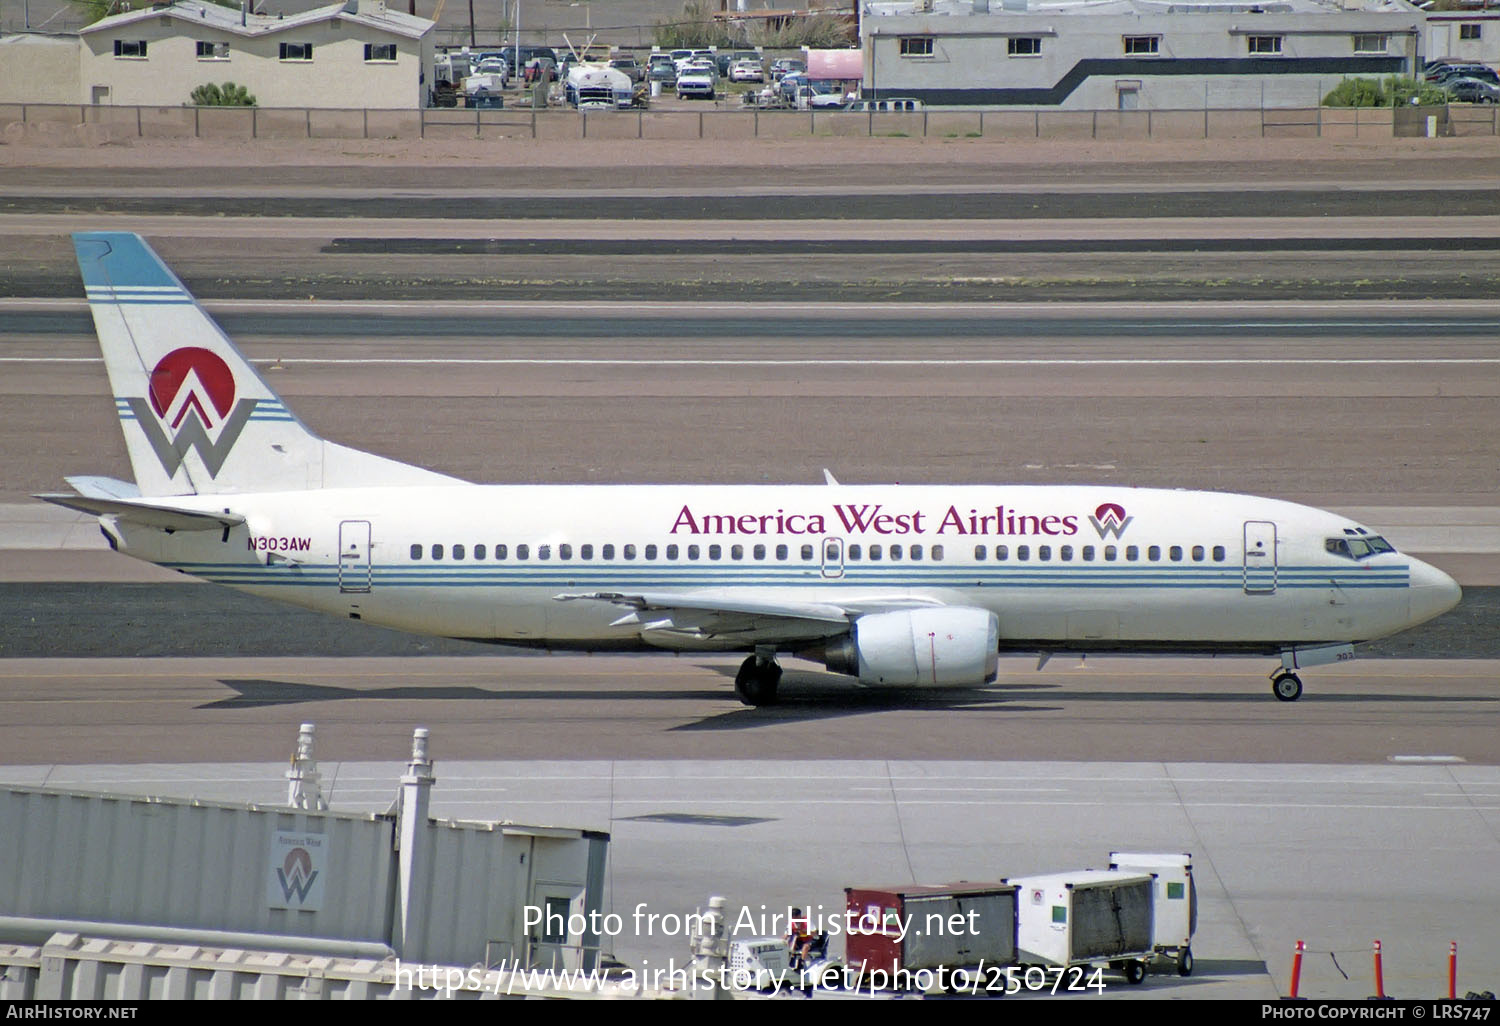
(71, 0), (434, 108)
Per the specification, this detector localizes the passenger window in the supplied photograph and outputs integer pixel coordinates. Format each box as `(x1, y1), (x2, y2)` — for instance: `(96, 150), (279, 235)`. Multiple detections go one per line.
(729, 544), (742, 560)
(709, 544), (722, 560)
(974, 545), (987, 560)
(496, 544), (508, 560)
(995, 545), (1007, 561)
(667, 544), (678, 560)
(1148, 545), (1160, 561)
(931, 545), (944, 561)
(1169, 545), (1183, 561)
(410, 543), (422, 560)
(453, 543), (465, 560)
(1082, 545), (1095, 561)
(1192, 545), (1205, 562)
(645, 544), (657, 560)
(538, 544), (551, 560)
(602, 543), (615, 560)
(516, 544), (529, 560)
(474, 544), (486, 560)
(1124, 545), (1137, 561)
(776, 544), (789, 560)
(848, 544), (862, 560)
(431, 544), (444, 560)
(1016, 545), (1029, 561)
(869, 544), (882, 561)
(689, 545), (701, 560)
(910, 544), (923, 561)
(1213, 545), (1226, 561)
(889, 545), (902, 561)
(581, 544), (594, 560)
(559, 543), (572, 560)
(1038, 545), (1052, 560)
(623, 544), (636, 560)
(1060, 545), (1073, 561)
(801, 544), (814, 560)
(753, 544), (766, 560)
(1104, 546), (1116, 561)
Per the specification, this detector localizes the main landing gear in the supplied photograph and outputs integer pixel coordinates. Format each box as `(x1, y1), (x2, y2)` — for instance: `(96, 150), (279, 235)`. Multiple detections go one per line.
(1271, 670), (1303, 702)
(735, 653), (782, 706)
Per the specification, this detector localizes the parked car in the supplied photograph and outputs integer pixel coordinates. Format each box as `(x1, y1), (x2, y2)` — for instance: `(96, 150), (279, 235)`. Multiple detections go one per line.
(1446, 77), (1500, 103)
(474, 56), (509, 83)
(610, 56), (645, 83)
(647, 58), (677, 85)
(676, 65), (716, 99)
(682, 58), (718, 82)
(1427, 63), (1499, 86)
(770, 58), (806, 80)
(729, 59), (764, 83)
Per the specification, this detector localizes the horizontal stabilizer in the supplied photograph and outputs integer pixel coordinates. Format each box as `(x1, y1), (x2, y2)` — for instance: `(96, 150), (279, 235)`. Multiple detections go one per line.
(64, 475), (141, 500)
(35, 493), (245, 532)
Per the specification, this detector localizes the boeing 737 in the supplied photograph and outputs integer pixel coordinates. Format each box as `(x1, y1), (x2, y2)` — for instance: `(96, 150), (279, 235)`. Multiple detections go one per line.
(40, 233), (1463, 705)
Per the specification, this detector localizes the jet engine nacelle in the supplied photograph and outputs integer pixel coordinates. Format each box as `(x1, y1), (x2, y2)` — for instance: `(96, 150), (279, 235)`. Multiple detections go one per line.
(824, 607), (1000, 686)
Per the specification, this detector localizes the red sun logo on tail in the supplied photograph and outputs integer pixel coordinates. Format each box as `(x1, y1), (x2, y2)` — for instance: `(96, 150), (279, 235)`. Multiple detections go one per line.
(148, 347), (236, 428)
(127, 346), (257, 478)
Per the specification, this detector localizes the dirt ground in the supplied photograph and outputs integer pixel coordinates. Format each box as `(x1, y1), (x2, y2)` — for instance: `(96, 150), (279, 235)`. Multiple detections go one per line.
(3, 131), (1499, 180)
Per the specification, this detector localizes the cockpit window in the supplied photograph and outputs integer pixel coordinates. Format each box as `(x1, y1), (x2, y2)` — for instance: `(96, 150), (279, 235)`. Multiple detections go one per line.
(1326, 535), (1396, 560)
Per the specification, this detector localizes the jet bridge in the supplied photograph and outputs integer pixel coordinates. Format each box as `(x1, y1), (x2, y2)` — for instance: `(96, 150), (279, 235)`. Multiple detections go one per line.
(0, 726), (609, 989)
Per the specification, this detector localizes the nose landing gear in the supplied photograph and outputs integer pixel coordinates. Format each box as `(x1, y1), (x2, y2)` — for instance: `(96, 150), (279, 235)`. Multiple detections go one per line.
(1271, 670), (1303, 702)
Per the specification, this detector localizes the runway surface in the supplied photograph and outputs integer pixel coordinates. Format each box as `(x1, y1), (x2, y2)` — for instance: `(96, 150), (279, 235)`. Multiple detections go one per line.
(0, 655), (1494, 765)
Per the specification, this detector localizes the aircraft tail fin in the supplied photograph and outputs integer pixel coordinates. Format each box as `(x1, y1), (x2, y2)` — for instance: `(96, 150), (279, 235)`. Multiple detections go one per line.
(73, 232), (463, 497)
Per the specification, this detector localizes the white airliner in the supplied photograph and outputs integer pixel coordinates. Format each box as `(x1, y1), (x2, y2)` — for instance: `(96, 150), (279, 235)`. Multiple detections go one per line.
(41, 232), (1462, 705)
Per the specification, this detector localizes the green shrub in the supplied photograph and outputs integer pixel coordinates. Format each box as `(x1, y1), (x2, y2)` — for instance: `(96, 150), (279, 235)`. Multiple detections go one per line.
(190, 82), (257, 106)
(1323, 75), (1448, 107)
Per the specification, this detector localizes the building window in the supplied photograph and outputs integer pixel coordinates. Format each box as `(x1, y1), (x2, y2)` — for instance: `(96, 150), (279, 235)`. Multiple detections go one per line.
(113, 39), (148, 58)
(1247, 35), (1283, 55)
(1123, 35), (1159, 55)
(1007, 37), (1043, 56)
(364, 43), (397, 62)
(1460, 23), (1481, 40)
(196, 41), (230, 60)
(279, 42), (314, 61)
(899, 36), (933, 58)
(1351, 33), (1387, 53)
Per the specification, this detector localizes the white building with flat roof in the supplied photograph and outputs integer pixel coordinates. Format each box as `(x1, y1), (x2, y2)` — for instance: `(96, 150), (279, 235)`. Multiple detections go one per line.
(859, 0), (1425, 109)
(72, 0), (434, 108)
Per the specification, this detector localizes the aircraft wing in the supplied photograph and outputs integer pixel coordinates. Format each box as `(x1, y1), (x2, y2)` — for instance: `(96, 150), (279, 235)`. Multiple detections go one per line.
(554, 590), (942, 643)
(35, 493), (245, 532)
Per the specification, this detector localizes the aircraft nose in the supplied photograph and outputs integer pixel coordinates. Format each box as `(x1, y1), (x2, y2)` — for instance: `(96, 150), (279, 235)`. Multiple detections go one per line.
(1409, 559), (1462, 626)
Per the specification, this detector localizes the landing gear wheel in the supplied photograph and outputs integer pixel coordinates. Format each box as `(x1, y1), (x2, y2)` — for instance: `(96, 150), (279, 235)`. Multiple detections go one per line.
(1178, 947), (1194, 977)
(734, 655), (782, 706)
(1123, 960), (1146, 985)
(1272, 672), (1303, 702)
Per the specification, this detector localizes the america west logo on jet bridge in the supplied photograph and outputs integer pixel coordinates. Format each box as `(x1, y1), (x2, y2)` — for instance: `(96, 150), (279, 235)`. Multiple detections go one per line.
(123, 347), (258, 478)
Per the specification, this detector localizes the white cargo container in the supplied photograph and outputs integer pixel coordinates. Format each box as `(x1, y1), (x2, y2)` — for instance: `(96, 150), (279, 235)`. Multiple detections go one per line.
(1108, 851), (1197, 976)
(1009, 870), (1155, 985)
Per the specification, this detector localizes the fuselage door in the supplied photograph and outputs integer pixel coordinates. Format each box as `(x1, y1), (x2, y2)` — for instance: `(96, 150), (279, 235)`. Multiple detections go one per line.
(1243, 520), (1277, 594)
(821, 536), (844, 579)
(338, 520), (372, 593)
